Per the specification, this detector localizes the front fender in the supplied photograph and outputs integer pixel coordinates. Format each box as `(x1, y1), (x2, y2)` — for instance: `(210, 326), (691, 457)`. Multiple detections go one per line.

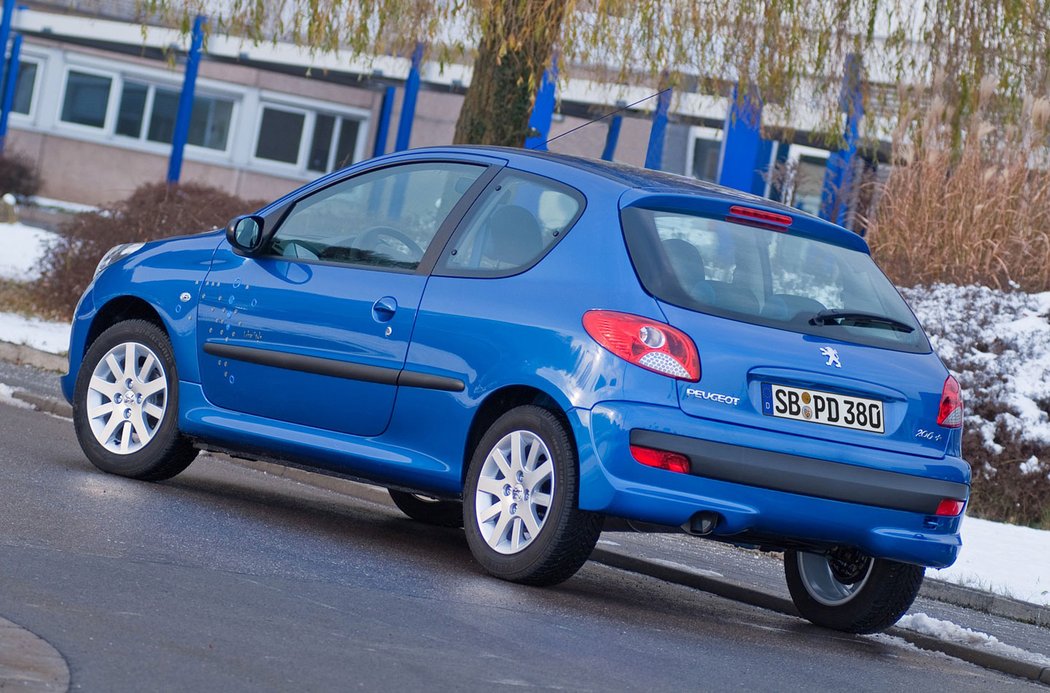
(61, 231), (224, 403)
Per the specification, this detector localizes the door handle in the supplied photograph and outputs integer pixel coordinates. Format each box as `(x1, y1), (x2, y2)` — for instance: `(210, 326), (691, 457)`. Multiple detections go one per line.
(371, 296), (398, 322)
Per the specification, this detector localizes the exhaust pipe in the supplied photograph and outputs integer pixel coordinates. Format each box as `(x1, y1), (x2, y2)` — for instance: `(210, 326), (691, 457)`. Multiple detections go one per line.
(683, 511), (720, 536)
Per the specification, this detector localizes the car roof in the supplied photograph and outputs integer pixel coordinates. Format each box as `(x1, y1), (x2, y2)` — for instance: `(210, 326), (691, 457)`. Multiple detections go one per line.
(410, 145), (797, 212)
(373, 145), (869, 253)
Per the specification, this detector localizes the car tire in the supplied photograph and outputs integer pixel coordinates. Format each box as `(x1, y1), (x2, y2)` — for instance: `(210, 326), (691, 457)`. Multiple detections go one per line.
(463, 405), (603, 586)
(784, 547), (924, 634)
(388, 490), (463, 527)
(72, 319), (198, 481)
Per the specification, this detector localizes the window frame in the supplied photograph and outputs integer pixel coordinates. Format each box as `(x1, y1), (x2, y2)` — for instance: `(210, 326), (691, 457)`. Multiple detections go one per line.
(784, 144), (831, 215)
(685, 125), (723, 184)
(250, 93), (369, 176)
(433, 167), (588, 279)
(54, 59), (239, 158)
(57, 65), (118, 133)
(10, 56), (43, 120)
(113, 81), (236, 155)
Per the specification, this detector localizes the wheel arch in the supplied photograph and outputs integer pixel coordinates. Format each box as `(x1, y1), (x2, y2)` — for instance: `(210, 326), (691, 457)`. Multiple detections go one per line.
(84, 296), (168, 356)
(462, 385), (579, 491)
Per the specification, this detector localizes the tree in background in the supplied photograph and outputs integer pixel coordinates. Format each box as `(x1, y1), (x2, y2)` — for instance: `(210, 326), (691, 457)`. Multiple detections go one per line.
(146, 0), (1049, 150)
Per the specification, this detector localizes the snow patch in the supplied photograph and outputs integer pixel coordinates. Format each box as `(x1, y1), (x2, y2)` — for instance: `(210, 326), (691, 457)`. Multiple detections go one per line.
(0, 383), (33, 409)
(1020, 456), (1043, 475)
(929, 515), (1050, 606)
(28, 196), (99, 214)
(0, 312), (70, 355)
(903, 284), (1050, 454)
(897, 613), (1050, 667)
(0, 222), (59, 281)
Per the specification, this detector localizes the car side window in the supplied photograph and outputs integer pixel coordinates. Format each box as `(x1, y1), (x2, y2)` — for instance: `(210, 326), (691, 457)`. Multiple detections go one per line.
(268, 162), (484, 270)
(439, 171), (582, 275)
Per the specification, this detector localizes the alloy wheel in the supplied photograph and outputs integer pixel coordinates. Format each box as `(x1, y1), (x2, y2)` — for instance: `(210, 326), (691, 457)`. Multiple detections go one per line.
(473, 430), (555, 555)
(85, 341), (168, 455)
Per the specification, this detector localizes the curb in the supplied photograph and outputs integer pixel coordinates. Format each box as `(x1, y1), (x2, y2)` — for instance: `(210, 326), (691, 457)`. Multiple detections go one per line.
(588, 544), (1050, 686)
(919, 579), (1050, 629)
(0, 341), (67, 373)
(0, 614), (70, 691)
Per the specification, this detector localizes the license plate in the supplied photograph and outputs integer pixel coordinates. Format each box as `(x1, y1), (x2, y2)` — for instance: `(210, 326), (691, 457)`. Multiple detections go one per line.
(761, 383), (884, 433)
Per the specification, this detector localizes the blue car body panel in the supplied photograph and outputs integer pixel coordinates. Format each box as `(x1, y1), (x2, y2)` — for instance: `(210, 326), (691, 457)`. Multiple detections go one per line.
(61, 145), (970, 569)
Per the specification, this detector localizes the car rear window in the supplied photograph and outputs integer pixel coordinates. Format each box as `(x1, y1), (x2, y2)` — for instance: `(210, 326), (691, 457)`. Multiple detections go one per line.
(621, 207), (930, 353)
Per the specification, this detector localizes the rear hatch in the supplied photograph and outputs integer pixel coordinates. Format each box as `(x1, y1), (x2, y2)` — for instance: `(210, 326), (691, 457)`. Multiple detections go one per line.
(620, 198), (952, 460)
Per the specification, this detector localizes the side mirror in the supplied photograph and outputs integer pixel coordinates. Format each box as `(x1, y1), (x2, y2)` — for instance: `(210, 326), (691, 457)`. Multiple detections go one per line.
(226, 215), (264, 254)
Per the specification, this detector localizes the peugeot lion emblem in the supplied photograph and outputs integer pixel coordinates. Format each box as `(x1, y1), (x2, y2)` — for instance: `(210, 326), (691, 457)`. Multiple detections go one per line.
(820, 346), (842, 368)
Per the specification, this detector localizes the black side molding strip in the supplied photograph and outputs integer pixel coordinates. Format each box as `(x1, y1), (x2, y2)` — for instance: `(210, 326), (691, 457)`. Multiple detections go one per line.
(630, 429), (967, 515)
(203, 342), (465, 392)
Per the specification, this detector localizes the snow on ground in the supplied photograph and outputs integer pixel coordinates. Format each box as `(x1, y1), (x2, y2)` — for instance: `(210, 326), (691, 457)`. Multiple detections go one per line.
(897, 612), (1050, 667)
(929, 515), (1050, 606)
(28, 196), (99, 214)
(0, 222), (59, 281)
(0, 312), (70, 354)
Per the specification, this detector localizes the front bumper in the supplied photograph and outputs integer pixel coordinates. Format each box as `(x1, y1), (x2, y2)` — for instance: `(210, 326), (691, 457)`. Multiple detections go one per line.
(576, 402), (969, 568)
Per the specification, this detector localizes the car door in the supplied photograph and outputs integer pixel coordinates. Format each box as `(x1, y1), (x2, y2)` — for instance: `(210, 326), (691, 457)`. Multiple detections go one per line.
(197, 159), (494, 436)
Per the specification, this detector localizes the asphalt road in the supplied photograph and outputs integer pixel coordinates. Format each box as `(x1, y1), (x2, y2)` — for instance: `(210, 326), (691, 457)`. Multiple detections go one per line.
(0, 390), (1042, 690)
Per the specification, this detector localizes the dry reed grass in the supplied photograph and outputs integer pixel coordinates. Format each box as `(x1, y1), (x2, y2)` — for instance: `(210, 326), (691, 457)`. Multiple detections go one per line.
(866, 95), (1050, 292)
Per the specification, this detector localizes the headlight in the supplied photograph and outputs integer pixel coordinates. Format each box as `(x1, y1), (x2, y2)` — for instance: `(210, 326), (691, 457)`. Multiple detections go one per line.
(94, 243), (145, 278)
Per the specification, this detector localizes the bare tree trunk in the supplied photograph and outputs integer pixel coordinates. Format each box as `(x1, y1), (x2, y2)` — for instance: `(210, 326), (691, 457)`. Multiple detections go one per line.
(453, 0), (568, 146)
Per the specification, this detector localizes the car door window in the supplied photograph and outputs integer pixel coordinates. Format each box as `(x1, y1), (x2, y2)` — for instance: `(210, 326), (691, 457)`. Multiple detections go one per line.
(269, 162), (485, 270)
(439, 171), (583, 275)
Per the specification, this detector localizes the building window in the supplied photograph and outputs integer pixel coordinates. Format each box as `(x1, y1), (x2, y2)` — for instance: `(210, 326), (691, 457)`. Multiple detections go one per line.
(256, 107), (305, 164)
(61, 70), (112, 128)
(785, 145), (830, 216)
(12, 61), (38, 115)
(686, 126), (723, 184)
(117, 82), (233, 151)
(307, 115), (359, 172)
(255, 104), (363, 173)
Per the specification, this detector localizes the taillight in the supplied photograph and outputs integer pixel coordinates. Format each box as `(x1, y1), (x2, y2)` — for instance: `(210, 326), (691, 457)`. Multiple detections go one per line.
(935, 498), (965, 516)
(630, 445), (691, 474)
(937, 375), (963, 428)
(583, 310), (700, 381)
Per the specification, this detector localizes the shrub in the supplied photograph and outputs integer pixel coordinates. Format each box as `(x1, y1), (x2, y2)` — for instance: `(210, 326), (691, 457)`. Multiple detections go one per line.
(0, 151), (41, 199)
(903, 284), (1050, 528)
(33, 182), (264, 317)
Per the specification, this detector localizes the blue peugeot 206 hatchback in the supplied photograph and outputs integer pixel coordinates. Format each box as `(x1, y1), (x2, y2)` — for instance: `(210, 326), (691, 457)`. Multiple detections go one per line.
(62, 146), (968, 634)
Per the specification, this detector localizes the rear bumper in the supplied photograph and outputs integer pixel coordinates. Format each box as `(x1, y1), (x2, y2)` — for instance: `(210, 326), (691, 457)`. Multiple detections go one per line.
(576, 402), (969, 568)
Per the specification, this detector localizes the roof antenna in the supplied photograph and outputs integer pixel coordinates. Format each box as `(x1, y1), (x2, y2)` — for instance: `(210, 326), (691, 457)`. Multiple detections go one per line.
(529, 88), (672, 150)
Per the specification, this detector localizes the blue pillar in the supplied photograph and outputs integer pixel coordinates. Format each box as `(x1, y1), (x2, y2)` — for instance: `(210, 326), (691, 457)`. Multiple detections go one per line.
(820, 53), (864, 226)
(0, 0), (14, 95)
(394, 43), (423, 152)
(372, 85), (395, 157)
(0, 32), (20, 154)
(167, 14), (206, 184)
(644, 87), (672, 170)
(718, 85), (763, 192)
(524, 55), (558, 149)
(601, 114), (622, 161)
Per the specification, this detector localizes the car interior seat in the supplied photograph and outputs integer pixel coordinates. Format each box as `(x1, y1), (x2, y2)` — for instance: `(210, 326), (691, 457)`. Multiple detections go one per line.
(482, 205), (544, 269)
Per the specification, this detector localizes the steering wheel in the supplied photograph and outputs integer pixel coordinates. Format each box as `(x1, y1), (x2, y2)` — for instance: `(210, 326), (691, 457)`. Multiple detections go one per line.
(358, 226), (425, 263)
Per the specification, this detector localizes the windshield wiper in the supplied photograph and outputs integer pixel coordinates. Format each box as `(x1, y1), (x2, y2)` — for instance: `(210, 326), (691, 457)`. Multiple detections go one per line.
(808, 309), (915, 333)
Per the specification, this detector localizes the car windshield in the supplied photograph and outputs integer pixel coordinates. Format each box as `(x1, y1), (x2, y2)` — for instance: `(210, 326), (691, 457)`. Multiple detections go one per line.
(620, 207), (930, 353)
